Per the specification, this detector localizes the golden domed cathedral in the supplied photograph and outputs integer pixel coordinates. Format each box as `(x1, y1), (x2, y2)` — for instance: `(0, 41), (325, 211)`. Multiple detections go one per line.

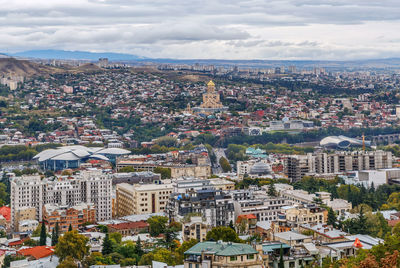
(193, 80), (227, 114)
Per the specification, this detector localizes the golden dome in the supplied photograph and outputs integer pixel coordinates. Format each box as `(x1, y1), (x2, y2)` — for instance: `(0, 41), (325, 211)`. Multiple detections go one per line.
(207, 80), (215, 87)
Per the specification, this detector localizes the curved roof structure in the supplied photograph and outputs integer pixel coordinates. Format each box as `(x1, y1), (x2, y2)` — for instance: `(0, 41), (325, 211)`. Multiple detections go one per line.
(33, 145), (129, 162)
(95, 148), (130, 155)
(250, 161), (271, 175)
(320, 135), (371, 148)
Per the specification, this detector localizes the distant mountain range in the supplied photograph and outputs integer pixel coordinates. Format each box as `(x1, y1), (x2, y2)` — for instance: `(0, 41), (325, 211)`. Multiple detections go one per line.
(10, 50), (146, 61)
(5, 49), (400, 70)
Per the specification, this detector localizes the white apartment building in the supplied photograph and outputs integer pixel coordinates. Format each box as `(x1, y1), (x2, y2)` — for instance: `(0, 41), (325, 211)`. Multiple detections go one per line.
(280, 189), (352, 216)
(234, 197), (288, 222)
(11, 170), (112, 229)
(237, 160), (256, 178)
(285, 150), (392, 181)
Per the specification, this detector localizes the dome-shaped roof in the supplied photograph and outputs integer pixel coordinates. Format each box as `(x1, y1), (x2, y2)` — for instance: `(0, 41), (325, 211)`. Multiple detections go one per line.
(250, 162), (271, 175)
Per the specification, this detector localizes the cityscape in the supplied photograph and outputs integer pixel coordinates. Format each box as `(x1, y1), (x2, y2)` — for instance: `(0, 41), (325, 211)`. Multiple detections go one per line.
(0, 1), (400, 268)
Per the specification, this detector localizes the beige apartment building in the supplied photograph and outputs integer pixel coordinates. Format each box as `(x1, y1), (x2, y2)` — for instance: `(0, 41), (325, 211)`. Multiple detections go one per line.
(276, 205), (327, 232)
(116, 183), (173, 216)
(14, 207), (37, 232)
(182, 216), (210, 242)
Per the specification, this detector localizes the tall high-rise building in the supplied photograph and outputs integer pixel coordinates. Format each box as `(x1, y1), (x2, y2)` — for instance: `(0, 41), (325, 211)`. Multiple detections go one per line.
(98, 58), (109, 68)
(396, 105), (400, 119)
(10, 170), (112, 230)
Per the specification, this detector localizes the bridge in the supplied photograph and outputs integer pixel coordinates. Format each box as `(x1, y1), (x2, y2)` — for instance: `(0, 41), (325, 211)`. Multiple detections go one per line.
(367, 134), (400, 145)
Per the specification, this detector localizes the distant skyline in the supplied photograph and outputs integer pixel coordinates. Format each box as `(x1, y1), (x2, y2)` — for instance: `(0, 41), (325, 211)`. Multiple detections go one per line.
(1, 0), (400, 60)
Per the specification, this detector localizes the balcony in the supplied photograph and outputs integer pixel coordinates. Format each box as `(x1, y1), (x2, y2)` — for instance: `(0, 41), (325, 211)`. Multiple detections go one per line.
(212, 260), (262, 267)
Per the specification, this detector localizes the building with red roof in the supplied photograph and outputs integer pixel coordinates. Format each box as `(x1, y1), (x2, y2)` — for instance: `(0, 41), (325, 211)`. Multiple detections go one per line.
(0, 206), (11, 222)
(236, 214), (258, 234)
(107, 220), (149, 236)
(17, 246), (55, 260)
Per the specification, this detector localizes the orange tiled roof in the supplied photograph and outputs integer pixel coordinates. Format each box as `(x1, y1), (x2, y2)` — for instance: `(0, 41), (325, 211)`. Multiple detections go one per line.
(18, 246), (55, 260)
(388, 219), (400, 227)
(237, 214), (257, 222)
(0, 206), (11, 221)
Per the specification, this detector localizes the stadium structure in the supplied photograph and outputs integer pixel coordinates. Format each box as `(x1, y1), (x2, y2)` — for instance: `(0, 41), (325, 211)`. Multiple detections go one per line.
(33, 145), (130, 171)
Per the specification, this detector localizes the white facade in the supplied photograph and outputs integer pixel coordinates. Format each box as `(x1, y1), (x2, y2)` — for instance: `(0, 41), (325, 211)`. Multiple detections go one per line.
(357, 170), (387, 187)
(11, 171), (112, 229)
(237, 160), (256, 177)
(325, 199), (352, 216)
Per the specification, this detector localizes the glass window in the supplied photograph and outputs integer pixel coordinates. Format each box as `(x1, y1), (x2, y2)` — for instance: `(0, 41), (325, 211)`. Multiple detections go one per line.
(247, 254), (254, 260)
(230, 256), (237, 261)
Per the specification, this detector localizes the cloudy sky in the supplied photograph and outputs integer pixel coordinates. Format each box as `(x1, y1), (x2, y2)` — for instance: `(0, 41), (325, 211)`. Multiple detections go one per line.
(1, 0), (400, 60)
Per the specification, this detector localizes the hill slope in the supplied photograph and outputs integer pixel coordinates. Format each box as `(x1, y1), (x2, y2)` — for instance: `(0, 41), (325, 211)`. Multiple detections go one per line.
(0, 58), (52, 76)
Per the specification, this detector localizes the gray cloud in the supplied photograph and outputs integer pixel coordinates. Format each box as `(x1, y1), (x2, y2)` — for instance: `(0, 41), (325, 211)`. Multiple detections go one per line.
(0, 0), (399, 59)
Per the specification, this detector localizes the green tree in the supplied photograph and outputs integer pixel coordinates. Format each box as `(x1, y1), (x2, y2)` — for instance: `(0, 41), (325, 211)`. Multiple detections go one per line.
(97, 225), (108, 233)
(56, 256), (78, 268)
(229, 220), (235, 230)
(175, 239), (198, 264)
(206, 226), (241, 243)
(2, 255), (25, 268)
(32, 223), (42, 237)
(55, 230), (90, 262)
(278, 244), (284, 268)
(51, 229), (56, 246)
(366, 212), (391, 238)
(267, 182), (277, 197)
(54, 222), (60, 245)
(82, 252), (104, 267)
(118, 166), (137, 173)
(385, 192), (400, 210)
(121, 258), (137, 266)
(138, 252), (155, 265)
(109, 232), (122, 244)
(393, 222), (400, 236)
(147, 216), (168, 237)
(327, 207), (337, 228)
(23, 239), (39, 247)
(161, 227), (179, 250)
(116, 241), (136, 258)
(68, 224), (72, 232)
(102, 233), (114, 255)
(39, 221), (47, 246)
(219, 157), (232, 172)
(135, 237), (144, 257)
(169, 221), (182, 233)
(154, 167), (171, 179)
(139, 248), (179, 266)
(351, 203), (373, 214)
(155, 136), (178, 147)
(0, 183), (8, 206)
(109, 252), (124, 264)
(356, 206), (369, 235)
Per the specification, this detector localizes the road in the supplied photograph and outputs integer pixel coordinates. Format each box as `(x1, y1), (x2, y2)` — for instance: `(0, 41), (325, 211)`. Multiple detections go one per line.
(213, 148), (229, 174)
